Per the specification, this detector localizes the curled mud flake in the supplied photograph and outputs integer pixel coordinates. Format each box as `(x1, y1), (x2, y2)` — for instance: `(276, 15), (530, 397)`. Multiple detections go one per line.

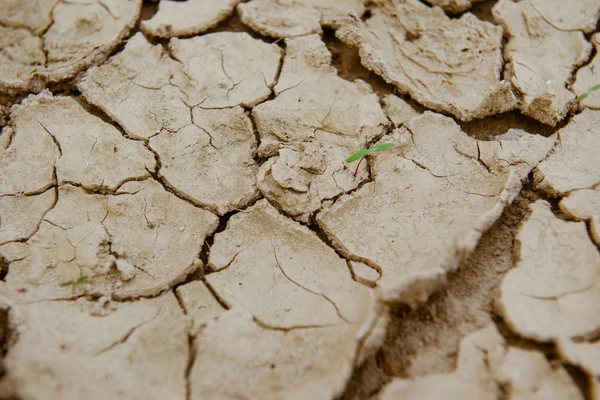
(2, 181), (218, 302)
(560, 188), (600, 245)
(13, 92), (156, 191)
(189, 306), (381, 400)
(149, 107), (260, 215)
(0, 0), (59, 33)
(493, 0), (591, 126)
(335, 0), (517, 122)
(0, 0), (142, 94)
(141, 0), (240, 38)
(379, 324), (583, 400)
(2, 292), (189, 400)
(0, 190), (56, 245)
(238, 0), (364, 38)
(534, 109), (600, 196)
(424, 0), (484, 14)
(317, 112), (555, 304)
(79, 32), (281, 140)
(498, 200), (600, 344)
(205, 199), (378, 329)
(176, 281), (226, 335)
(253, 35), (389, 220)
(573, 34), (600, 110)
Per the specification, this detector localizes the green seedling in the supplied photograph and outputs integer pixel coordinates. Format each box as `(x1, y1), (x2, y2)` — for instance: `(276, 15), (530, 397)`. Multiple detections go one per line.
(346, 143), (394, 177)
(60, 276), (88, 287)
(576, 84), (600, 103)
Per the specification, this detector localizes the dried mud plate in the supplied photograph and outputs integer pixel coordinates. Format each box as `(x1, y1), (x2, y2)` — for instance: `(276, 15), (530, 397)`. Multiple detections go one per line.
(253, 34), (389, 221)
(0, 0), (141, 93)
(493, 0), (592, 125)
(336, 0), (517, 122)
(379, 323), (583, 399)
(238, 0), (365, 38)
(141, 0), (241, 38)
(317, 112), (555, 304)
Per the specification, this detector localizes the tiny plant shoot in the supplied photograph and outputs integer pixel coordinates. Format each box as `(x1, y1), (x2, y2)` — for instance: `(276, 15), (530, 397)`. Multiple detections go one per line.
(60, 276), (88, 287)
(346, 143), (394, 177)
(576, 84), (600, 103)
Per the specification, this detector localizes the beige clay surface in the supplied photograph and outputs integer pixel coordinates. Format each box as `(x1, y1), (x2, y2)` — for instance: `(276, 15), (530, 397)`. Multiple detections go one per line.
(254, 34), (389, 221)
(317, 112), (554, 304)
(141, 0), (241, 38)
(493, 0), (592, 125)
(0, 0), (142, 93)
(336, 0), (517, 122)
(1, 1), (599, 399)
(238, 0), (365, 38)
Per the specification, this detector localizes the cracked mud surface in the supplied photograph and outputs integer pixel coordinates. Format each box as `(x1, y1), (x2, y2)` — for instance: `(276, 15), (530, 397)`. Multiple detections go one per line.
(1, 0), (600, 399)
(493, 0), (593, 125)
(1, 0), (142, 94)
(141, 0), (241, 38)
(336, 0), (517, 122)
(318, 112), (554, 303)
(254, 34), (389, 221)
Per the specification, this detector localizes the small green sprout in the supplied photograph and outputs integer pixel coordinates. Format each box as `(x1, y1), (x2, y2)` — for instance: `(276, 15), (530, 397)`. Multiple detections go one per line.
(346, 143), (394, 177)
(576, 84), (600, 103)
(60, 276), (88, 287)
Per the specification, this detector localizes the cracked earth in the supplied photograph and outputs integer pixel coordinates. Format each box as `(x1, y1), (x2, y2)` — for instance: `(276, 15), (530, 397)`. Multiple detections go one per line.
(0, 0), (599, 399)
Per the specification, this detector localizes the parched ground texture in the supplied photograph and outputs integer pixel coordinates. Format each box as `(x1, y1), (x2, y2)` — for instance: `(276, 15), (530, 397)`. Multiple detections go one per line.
(0, 0), (599, 399)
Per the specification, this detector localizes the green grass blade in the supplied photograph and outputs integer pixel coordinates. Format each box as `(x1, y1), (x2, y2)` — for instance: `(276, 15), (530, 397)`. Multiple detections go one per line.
(59, 276), (88, 287)
(576, 84), (600, 103)
(346, 148), (369, 163)
(370, 143), (395, 153)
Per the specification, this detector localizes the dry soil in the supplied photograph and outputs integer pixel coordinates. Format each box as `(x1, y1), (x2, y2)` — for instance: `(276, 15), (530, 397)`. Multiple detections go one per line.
(0, 1), (599, 399)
